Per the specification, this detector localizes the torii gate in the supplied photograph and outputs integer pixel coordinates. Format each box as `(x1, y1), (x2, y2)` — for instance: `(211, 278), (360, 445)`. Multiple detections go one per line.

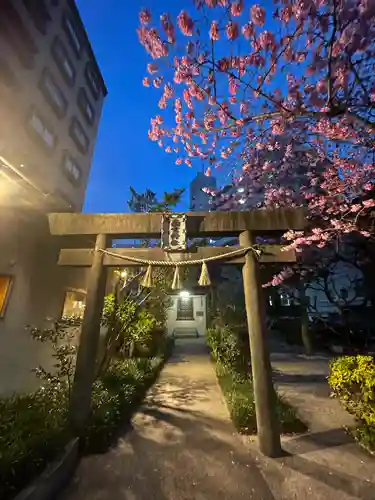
(48, 208), (305, 457)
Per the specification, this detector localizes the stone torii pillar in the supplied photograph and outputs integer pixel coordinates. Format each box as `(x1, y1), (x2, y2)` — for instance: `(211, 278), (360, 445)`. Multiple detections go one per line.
(69, 234), (108, 432)
(240, 230), (281, 457)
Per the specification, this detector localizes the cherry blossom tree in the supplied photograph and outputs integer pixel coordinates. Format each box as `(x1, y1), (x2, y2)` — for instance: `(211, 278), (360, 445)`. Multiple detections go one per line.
(137, 0), (375, 260)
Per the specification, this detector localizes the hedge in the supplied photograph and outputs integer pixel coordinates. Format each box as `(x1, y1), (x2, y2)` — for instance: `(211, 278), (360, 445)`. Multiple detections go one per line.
(328, 355), (375, 452)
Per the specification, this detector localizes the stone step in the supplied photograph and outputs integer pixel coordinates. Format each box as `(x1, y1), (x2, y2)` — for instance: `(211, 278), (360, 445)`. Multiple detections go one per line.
(173, 328), (199, 339)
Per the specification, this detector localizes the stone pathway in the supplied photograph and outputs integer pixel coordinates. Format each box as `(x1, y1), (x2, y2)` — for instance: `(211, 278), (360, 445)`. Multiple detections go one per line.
(63, 338), (275, 500)
(241, 343), (375, 500)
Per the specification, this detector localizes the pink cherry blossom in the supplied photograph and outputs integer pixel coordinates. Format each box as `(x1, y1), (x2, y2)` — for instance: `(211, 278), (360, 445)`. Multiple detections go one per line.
(251, 5), (266, 26)
(258, 31), (276, 51)
(138, 1), (375, 270)
(142, 77), (150, 87)
(147, 63), (158, 74)
(226, 22), (239, 41)
(139, 8), (151, 25)
(231, 0), (244, 17)
(177, 11), (194, 36)
(160, 13), (176, 43)
(242, 22), (254, 40)
(137, 27), (168, 59)
(210, 21), (220, 40)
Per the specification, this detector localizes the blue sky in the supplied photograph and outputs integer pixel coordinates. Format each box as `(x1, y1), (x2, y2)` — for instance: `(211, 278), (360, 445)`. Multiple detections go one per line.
(77, 0), (198, 213)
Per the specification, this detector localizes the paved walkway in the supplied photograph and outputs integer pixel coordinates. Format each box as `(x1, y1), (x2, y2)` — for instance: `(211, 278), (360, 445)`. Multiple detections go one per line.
(241, 340), (375, 500)
(64, 338), (275, 500)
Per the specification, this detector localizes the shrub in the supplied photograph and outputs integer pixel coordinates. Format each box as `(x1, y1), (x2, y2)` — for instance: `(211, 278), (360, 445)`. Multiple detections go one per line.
(0, 336), (173, 498)
(83, 355), (166, 453)
(208, 325), (306, 435)
(206, 325), (249, 374)
(0, 387), (71, 500)
(329, 355), (375, 451)
(216, 363), (307, 435)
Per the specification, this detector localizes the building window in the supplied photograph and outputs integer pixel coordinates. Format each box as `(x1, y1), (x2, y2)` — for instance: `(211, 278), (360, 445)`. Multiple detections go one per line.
(23, 0), (51, 35)
(77, 87), (95, 125)
(177, 297), (194, 321)
(51, 36), (76, 86)
(0, 58), (18, 88)
(69, 118), (89, 154)
(27, 108), (57, 150)
(0, 276), (13, 318)
(62, 290), (86, 318)
(39, 68), (68, 118)
(85, 62), (101, 100)
(62, 12), (83, 57)
(62, 151), (82, 185)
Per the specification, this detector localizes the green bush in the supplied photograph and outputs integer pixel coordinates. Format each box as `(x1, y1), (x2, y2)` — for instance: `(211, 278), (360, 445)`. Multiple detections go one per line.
(82, 355), (166, 453)
(0, 387), (71, 500)
(328, 355), (375, 451)
(206, 326), (249, 374)
(0, 342), (172, 499)
(216, 363), (307, 435)
(208, 325), (306, 435)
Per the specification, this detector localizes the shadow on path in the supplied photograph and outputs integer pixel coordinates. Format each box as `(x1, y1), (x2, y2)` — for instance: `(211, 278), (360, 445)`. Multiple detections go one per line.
(64, 339), (275, 500)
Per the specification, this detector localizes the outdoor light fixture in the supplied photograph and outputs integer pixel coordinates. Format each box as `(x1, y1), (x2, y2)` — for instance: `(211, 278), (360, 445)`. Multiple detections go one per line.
(179, 290), (190, 299)
(237, 187), (245, 193)
(120, 270), (127, 279)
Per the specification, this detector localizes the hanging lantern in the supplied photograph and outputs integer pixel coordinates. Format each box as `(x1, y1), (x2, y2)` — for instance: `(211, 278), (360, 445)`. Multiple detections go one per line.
(198, 261), (211, 287)
(171, 265), (183, 290)
(141, 265), (154, 288)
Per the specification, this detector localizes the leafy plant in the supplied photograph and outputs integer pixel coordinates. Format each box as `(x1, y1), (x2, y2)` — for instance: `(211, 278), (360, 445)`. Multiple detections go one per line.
(100, 293), (157, 369)
(329, 355), (375, 451)
(206, 325), (249, 375)
(26, 317), (80, 396)
(0, 386), (70, 500)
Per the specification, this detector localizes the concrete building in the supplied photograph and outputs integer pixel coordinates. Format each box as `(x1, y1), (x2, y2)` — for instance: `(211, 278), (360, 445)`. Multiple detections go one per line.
(0, 0), (107, 395)
(190, 171), (217, 211)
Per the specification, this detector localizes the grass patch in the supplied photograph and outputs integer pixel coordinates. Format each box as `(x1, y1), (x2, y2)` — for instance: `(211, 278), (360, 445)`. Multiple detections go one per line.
(216, 363), (307, 435)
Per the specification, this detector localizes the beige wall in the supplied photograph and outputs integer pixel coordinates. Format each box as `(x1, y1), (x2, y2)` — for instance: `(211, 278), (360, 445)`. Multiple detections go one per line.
(166, 295), (207, 337)
(0, 0), (106, 211)
(0, 208), (89, 395)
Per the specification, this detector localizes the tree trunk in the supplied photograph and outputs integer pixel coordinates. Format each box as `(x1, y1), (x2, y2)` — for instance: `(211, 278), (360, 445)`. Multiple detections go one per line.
(299, 284), (314, 355)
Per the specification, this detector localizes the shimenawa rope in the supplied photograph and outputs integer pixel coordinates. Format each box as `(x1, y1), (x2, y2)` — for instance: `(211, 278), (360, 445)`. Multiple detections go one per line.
(98, 246), (260, 266)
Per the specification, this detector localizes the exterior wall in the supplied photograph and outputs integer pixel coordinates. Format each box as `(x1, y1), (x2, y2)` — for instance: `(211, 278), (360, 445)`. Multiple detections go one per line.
(166, 295), (207, 337)
(0, 2), (106, 395)
(0, 208), (90, 395)
(0, 0), (106, 211)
